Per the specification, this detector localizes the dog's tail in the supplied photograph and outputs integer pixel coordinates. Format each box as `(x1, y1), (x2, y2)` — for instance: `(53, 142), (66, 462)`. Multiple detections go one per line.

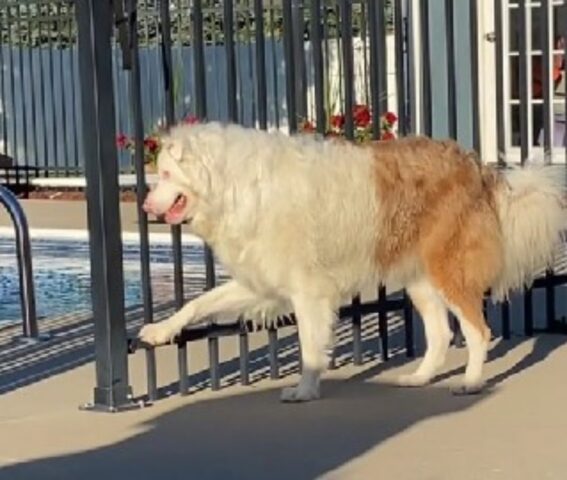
(490, 165), (566, 301)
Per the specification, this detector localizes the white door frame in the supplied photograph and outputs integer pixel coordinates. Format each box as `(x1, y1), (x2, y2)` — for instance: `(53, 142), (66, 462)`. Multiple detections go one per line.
(478, 0), (499, 163)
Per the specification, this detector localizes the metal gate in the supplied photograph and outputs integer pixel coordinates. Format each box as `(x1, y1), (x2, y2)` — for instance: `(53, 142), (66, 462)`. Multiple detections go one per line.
(74, 0), (567, 411)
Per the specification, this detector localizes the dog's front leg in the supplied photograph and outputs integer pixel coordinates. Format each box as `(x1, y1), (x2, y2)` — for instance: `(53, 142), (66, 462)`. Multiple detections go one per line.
(138, 280), (259, 346)
(281, 295), (336, 403)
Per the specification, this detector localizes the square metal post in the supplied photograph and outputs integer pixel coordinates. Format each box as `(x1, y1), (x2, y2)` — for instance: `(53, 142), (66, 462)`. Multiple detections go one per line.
(75, 0), (132, 411)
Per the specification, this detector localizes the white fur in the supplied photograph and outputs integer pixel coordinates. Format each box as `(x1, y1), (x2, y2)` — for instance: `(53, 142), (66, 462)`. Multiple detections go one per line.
(491, 165), (566, 300)
(141, 122), (381, 401)
(397, 279), (452, 387)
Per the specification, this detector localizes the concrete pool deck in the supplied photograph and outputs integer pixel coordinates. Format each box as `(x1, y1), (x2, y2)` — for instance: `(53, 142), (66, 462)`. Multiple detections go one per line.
(0, 329), (567, 480)
(1, 199), (567, 479)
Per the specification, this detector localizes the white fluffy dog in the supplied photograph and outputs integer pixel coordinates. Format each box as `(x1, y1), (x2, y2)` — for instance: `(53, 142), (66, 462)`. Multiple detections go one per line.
(140, 121), (565, 402)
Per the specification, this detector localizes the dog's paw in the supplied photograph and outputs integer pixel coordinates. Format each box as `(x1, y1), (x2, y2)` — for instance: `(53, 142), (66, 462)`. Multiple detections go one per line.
(280, 385), (320, 403)
(395, 373), (432, 388)
(451, 382), (485, 396)
(138, 322), (181, 346)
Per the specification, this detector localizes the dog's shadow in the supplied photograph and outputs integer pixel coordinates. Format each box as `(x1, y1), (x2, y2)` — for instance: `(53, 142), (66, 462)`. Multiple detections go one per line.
(0, 381), (484, 480)
(2, 335), (564, 480)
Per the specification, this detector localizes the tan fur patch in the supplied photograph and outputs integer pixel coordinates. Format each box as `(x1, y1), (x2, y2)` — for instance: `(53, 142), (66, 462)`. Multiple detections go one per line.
(370, 136), (503, 337)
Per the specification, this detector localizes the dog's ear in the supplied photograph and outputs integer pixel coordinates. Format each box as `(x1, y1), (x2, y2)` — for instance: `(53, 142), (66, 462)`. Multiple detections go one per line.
(165, 140), (184, 162)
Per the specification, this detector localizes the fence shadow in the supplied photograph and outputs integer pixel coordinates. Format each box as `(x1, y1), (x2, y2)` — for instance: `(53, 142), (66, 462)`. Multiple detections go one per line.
(0, 379), (488, 480)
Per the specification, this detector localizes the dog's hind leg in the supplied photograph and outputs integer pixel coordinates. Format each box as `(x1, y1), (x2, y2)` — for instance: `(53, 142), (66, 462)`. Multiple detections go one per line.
(444, 295), (490, 395)
(138, 280), (262, 346)
(397, 278), (452, 387)
(280, 295), (336, 403)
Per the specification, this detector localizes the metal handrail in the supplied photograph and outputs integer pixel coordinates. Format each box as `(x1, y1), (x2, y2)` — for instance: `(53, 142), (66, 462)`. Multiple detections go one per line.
(0, 185), (38, 339)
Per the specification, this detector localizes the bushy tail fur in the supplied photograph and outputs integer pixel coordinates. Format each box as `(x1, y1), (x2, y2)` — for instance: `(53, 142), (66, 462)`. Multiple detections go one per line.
(491, 165), (566, 301)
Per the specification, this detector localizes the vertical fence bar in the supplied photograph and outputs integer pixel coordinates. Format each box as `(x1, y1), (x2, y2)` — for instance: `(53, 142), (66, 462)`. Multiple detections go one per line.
(419, 0), (431, 136)
(403, 290), (414, 357)
(339, 0), (354, 139)
(468, 0), (481, 153)
(310, 0), (325, 134)
(68, 4), (80, 172)
(494, 0), (505, 164)
(75, 0), (132, 411)
(224, 0), (238, 122)
(254, 0), (268, 130)
(16, 4), (30, 169)
(291, 0), (307, 121)
(25, 3), (39, 172)
(394, 0), (408, 136)
(160, 0), (188, 396)
(192, 0), (216, 292)
(57, 3), (69, 175)
(6, 7), (17, 164)
(378, 286), (388, 361)
(268, 326), (279, 379)
(239, 328), (250, 385)
(128, 0), (158, 403)
(541, 0), (552, 155)
(501, 298), (511, 339)
(518, 0), (530, 163)
(545, 270), (556, 331)
(38, 8), (50, 173)
(445, 0), (457, 139)
(282, 0), (297, 132)
(208, 336), (221, 390)
(48, 4), (59, 173)
(368, 0), (388, 139)
(524, 287), (534, 336)
(352, 297), (363, 365)
(193, 0), (207, 120)
(541, 0), (556, 331)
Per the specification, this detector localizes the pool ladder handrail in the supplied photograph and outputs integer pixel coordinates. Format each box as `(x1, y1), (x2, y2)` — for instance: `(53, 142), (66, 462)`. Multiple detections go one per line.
(0, 185), (39, 340)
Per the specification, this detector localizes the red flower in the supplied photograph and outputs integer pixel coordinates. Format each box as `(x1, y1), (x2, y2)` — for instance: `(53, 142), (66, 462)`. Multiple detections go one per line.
(116, 133), (130, 149)
(330, 114), (345, 129)
(183, 114), (200, 125)
(384, 111), (398, 125)
(300, 120), (316, 132)
(144, 137), (160, 153)
(353, 104), (371, 128)
(381, 131), (396, 141)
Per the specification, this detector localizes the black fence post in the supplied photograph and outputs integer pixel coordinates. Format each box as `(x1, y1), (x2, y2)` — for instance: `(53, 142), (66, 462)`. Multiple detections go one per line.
(75, 0), (132, 411)
(282, 0), (297, 132)
(128, 0), (158, 403)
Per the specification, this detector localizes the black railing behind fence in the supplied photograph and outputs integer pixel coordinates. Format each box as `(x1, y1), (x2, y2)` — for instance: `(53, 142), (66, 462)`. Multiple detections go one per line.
(0, 0), (395, 177)
(69, 0), (567, 412)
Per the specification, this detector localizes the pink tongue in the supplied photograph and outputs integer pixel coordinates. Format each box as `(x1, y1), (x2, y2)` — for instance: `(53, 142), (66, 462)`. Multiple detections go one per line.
(169, 196), (187, 214)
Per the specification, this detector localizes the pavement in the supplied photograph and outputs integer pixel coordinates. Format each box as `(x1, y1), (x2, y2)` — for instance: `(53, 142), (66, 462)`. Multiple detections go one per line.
(0, 332), (566, 480)
(1, 199), (567, 479)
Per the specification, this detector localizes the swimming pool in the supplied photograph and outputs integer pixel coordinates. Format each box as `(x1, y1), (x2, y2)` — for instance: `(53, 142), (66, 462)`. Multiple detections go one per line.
(0, 232), (221, 324)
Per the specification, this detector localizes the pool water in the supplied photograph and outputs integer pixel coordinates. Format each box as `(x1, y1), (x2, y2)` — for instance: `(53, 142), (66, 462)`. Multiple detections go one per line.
(0, 236), (214, 324)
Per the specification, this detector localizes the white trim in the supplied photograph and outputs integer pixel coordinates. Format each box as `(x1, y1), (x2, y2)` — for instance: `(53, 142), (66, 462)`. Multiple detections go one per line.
(0, 227), (203, 245)
(29, 174), (159, 189)
(478, 0), (498, 162)
(409, 0), (423, 135)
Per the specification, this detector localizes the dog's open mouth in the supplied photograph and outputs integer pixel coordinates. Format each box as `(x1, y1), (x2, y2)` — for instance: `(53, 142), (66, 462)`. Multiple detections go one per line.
(164, 194), (188, 224)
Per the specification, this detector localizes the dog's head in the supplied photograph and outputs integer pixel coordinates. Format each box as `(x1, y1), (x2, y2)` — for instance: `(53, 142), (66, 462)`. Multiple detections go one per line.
(143, 123), (222, 225)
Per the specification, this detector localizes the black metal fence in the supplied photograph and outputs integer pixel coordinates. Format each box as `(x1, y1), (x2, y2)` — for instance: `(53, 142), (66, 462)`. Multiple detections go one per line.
(62, 0), (567, 411)
(0, 0), (395, 176)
